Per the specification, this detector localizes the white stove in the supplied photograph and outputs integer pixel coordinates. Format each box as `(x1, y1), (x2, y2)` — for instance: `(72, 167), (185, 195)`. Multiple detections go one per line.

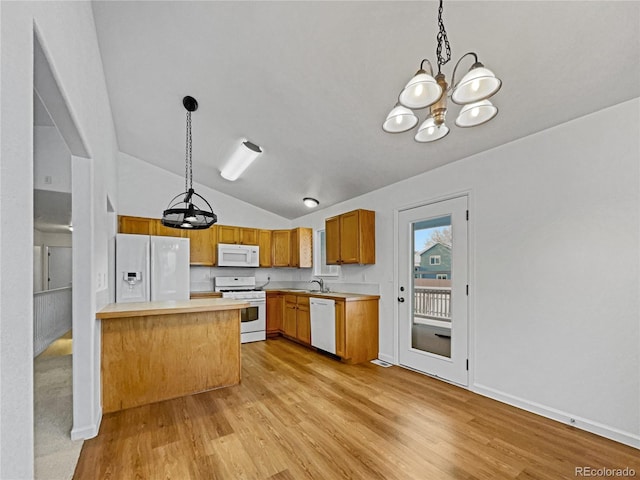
(214, 276), (266, 343)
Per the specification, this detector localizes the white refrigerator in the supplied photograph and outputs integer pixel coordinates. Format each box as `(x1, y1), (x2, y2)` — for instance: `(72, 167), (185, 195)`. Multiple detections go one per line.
(115, 233), (190, 303)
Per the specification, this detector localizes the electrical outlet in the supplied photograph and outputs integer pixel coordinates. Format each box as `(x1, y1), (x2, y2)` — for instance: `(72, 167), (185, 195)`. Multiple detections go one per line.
(44, 176), (52, 184)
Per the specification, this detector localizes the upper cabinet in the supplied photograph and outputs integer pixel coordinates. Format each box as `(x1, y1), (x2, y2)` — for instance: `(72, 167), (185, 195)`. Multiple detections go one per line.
(154, 219), (186, 238)
(118, 215), (312, 268)
(258, 230), (272, 267)
(185, 225), (217, 266)
(217, 225), (258, 245)
(291, 228), (312, 268)
(325, 209), (375, 265)
(271, 230), (292, 267)
(118, 216), (155, 235)
(271, 228), (312, 268)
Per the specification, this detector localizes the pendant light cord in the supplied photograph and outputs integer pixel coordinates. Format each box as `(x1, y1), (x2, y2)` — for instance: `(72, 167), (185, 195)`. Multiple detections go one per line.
(185, 110), (193, 192)
(436, 0), (452, 73)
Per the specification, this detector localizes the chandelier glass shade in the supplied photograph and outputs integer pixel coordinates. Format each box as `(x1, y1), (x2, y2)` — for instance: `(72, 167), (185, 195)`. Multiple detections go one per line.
(415, 116), (450, 143)
(455, 100), (498, 128)
(383, 0), (502, 143)
(382, 104), (419, 133)
(161, 96), (217, 230)
(398, 64), (443, 110)
(451, 64), (502, 105)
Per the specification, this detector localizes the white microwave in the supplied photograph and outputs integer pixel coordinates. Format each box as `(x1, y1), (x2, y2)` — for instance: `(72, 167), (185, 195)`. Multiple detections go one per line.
(217, 243), (259, 267)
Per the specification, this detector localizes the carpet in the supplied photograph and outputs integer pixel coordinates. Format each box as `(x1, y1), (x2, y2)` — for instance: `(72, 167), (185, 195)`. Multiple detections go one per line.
(34, 353), (83, 480)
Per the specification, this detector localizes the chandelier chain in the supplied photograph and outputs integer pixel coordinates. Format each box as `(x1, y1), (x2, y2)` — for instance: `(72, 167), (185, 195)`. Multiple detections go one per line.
(185, 111), (193, 191)
(436, 0), (452, 72)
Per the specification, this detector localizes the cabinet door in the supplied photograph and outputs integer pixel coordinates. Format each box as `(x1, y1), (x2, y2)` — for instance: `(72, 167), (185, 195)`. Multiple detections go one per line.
(258, 230), (272, 267)
(290, 229), (300, 267)
(217, 225), (239, 244)
(283, 300), (298, 337)
(296, 297), (311, 344)
(272, 230), (291, 267)
(154, 219), (186, 238)
(335, 300), (346, 357)
(292, 228), (313, 268)
(266, 293), (283, 334)
(240, 228), (258, 245)
(325, 215), (341, 265)
(339, 210), (361, 264)
(118, 216), (155, 235)
(185, 225), (216, 266)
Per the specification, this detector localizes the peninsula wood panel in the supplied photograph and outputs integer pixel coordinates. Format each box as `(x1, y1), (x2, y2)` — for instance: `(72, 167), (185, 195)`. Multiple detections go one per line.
(101, 309), (240, 413)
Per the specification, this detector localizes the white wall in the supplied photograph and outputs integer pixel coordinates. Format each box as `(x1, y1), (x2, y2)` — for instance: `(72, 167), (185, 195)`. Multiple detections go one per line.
(1, 2), (119, 477)
(293, 99), (640, 447)
(34, 125), (71, 193)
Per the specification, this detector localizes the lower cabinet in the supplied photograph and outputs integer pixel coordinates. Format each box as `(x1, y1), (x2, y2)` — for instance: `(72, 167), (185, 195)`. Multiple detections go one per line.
(266, 292), (283, 335)
(283, 294), (310, 344)
(266, 291), (379, 364)
(334, 298), (379, 364)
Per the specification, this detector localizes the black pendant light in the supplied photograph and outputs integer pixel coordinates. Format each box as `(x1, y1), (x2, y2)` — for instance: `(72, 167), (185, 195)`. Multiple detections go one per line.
(162, 96), (217, 230)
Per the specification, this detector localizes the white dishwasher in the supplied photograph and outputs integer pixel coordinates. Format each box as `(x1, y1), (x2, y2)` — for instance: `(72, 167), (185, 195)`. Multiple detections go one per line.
(310, 297), (336, 354)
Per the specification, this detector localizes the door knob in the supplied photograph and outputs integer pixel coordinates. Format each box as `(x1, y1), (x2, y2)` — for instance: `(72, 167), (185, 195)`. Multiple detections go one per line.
(397, 297), (405, 303)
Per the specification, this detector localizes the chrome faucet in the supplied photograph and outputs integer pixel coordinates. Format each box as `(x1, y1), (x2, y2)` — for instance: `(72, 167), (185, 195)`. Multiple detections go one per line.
(309, 278), (326, 292)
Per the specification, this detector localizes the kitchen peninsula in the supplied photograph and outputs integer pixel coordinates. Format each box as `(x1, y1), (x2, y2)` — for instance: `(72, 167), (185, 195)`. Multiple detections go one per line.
(97, 298), (249, 413)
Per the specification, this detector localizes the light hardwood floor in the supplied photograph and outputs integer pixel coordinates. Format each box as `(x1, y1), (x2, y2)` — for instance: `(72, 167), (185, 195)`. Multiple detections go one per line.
(74, 338), (639, 479)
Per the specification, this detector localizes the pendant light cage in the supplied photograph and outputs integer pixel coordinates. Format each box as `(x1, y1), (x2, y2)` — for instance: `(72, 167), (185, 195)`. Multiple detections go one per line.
(162, 96), (217, 230)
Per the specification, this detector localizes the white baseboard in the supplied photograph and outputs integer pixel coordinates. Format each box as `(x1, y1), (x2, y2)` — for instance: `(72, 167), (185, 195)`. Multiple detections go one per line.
(378, 353), (395, 365)
(473, 383), (640, 450)
(71, 407), (102, 441)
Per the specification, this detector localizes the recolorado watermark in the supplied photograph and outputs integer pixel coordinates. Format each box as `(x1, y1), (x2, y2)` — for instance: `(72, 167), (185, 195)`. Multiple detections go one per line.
(575, 466), (636, 477)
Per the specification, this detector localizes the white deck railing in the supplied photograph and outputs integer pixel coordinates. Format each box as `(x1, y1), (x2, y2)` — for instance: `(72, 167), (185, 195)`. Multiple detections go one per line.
(414, 286), (451, 322)
(34, 287), (72, 357)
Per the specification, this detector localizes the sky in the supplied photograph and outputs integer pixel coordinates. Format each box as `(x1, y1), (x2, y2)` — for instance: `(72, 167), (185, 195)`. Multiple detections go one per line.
(414, 226), (449, 253)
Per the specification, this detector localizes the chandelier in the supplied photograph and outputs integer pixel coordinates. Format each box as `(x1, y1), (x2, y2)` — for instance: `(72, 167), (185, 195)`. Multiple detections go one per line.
(383, 0), (502, 142)
(161, 96), (217, 230)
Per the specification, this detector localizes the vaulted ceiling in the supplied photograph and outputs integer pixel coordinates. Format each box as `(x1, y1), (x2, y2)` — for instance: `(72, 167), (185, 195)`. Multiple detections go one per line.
(92, 1), (640, 219)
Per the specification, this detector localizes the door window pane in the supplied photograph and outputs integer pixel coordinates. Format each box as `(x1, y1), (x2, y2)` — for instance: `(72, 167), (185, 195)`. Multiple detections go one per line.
(412, 215), (452, 358)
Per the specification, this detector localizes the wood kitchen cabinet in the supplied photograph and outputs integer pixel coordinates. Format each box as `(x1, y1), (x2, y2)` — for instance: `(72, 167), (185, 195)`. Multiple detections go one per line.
(272, 230), (291, 267)
(334, 298), (379, 364)
(118, 215), (156, 235)
(290, 228), (313, 268)
(185, 225), (217, 266)
(266, 292), (283, 336)
(283, 294), (310, 344)
(272, 228), (312, 268)
(258, 230), (272, 267)
(217, 225), (259, 245)
(118, 215), (313, 268)
(154, 219), (186, 238)
(325, 209), (375, 265)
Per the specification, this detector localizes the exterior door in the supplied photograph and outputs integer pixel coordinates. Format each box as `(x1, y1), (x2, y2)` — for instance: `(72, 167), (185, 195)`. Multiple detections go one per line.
(398, 196), (468, 386)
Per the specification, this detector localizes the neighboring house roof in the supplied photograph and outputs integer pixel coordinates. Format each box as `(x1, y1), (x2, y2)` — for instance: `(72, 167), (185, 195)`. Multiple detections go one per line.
(417, 242), (451, 257)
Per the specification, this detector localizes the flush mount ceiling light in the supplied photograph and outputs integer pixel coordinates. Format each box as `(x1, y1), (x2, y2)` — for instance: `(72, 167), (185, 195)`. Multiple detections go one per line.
(220, 139), (263, 181)
(303, 197), (319, 208)
(162, 96), (217, 230)
(383, 0), (502, 142)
